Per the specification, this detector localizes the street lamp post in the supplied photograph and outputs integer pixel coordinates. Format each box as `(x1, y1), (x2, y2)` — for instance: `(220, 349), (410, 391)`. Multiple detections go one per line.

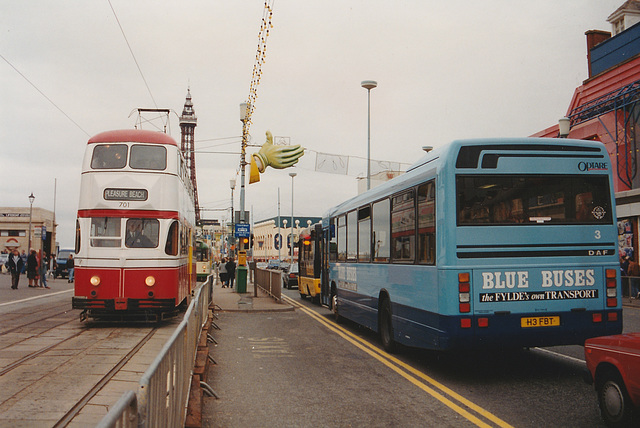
(558, 117), (571, 138)
(289, 172), (296, 263)
(229, 179), (235, 257)
(361, 80), (377, 191)
(28, 193), (35, 250)
(237, 103), (249, 293)
(239, 103), (249, 230)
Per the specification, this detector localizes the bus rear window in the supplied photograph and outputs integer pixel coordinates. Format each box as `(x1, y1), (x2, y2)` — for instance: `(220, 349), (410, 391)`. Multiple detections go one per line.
(456, 175), (613, 225)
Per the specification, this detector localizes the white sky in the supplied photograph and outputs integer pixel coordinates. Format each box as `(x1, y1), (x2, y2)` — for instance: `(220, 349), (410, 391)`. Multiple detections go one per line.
(0, 0), (623, 248)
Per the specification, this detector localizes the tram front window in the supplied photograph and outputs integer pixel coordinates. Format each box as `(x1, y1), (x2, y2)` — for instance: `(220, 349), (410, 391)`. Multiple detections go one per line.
(130, 145), (167, 170)
(91, 144), (128, 169)
(90, 217), (121, 247)
(125, 218), (159, 248)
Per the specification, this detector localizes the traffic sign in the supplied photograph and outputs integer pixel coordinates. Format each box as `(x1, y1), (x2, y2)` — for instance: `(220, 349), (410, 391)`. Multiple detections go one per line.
(235, 223), (250, 238)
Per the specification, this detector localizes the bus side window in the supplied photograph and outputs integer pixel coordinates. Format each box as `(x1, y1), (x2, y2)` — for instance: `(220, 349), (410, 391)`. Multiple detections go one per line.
(337, 215), (347, 262)
(372, 198), (390, 262)
(418, 181), (435, 265)
(329, 219), (338, 262)
(347, 210), (357, 261)
(358, 206), (371, 262)
(165, 221), (179, 256)
(391, 189), (415, 263)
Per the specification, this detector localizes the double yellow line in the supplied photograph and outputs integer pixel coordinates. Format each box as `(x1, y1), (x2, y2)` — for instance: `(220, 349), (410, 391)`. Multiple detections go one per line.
(283, 295), (513, 428)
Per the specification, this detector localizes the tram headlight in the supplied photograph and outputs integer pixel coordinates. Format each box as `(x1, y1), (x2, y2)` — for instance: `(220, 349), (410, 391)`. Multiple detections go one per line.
(90, 276), (101, 286)
(145, 276), (156, 287)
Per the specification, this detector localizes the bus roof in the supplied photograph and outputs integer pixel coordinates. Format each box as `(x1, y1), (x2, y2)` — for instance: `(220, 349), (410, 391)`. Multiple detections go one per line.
(87, 129), (178, 146)
(407, 137), (605, 172)
(324, 137), (608, 219)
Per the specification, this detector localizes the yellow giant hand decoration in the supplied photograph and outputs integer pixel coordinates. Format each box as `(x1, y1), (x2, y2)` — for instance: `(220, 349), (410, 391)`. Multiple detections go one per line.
(250, 130), (304, 183)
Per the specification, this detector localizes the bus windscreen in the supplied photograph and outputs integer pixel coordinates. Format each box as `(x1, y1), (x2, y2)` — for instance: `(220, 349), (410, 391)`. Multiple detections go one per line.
(456, 174), (613, 225)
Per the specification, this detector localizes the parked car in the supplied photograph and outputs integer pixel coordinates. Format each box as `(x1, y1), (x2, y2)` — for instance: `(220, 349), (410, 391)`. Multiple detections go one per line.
(54, 249), (75, 278)
(282, 262), (298, 289)
(584, 333), (640, 427)
(266, 259), (281, 270)
(278, 261), (290, 272)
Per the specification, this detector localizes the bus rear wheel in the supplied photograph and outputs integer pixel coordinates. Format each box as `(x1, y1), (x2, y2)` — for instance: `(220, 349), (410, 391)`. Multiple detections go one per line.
(379, 298), (396, 353)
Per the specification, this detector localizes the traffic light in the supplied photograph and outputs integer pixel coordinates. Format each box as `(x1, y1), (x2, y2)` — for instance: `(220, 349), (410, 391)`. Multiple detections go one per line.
(242, 237), (249, 246)
(249, 233), (254, 248)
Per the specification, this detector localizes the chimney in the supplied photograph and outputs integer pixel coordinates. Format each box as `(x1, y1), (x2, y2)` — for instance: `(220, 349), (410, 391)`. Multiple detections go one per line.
(585, 30), (611, 78)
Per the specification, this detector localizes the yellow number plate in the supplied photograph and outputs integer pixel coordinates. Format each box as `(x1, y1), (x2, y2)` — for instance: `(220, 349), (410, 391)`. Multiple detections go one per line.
(521, 316), (560, 328)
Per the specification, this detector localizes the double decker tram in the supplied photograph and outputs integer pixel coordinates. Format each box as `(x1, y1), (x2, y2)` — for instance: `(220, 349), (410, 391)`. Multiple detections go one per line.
(72, 129), (196, 321)
(322, 138), (622, 351)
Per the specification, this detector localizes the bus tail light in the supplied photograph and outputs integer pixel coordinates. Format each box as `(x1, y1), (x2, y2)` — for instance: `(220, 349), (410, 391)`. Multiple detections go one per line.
(607, 312), (618, 322)
(460, 318), (472, 328)
(458, 273), (471, 313)
(605, 269), (617, 307)
(478, 317), (489, 328)
(592, 313), (602, 323)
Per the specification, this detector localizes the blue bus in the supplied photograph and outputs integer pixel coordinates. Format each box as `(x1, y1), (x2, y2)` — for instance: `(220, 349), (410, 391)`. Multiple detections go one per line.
(322, 138), (622, 351)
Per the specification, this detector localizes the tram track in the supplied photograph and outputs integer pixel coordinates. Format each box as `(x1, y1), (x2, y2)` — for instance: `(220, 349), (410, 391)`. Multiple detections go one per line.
(0, 306), (76, 338)
(53, 326), (158, 427)
(0, 327), (85, 376)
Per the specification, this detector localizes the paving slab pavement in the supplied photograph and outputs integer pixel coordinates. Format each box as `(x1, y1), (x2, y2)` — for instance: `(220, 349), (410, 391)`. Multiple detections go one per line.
(211, 275), (294, 313)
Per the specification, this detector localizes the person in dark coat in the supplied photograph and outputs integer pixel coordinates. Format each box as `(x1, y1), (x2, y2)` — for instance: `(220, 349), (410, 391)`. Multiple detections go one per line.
(67, 254), (75, 283)
(27, 249), (38, 287)
(226, 257), (237, 290)
(7, 249), (24, 289)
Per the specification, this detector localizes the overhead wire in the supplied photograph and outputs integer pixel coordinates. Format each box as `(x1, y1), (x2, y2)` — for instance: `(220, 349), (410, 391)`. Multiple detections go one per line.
(0, 53), (91, 137)
(107, 0), (159, 110)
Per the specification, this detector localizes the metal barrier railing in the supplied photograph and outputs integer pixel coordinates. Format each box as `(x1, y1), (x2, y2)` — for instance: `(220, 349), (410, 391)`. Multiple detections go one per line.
(95, 390), (137, 428)
(254, 267), (282, 301)
(97, 276), (212, 428)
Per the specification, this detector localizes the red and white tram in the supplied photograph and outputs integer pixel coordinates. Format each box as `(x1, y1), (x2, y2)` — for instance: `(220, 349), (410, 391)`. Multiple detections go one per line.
(72, 129), (197, 321)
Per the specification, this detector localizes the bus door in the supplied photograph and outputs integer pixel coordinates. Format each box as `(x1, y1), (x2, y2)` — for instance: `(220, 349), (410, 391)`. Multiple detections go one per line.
(320, 224), (331, 307)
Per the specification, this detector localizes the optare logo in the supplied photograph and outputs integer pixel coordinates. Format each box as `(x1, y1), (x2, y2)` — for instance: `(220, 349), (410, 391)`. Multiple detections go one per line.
(578, 161), (608, 172)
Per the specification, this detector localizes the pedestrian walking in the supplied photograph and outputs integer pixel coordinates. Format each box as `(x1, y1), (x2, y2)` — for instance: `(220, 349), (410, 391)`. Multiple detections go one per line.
(628, 257), (640, 299)
(67, 254), (75, 283)
(7, 249), (24, 289)
(219, 257), (228, 287)
(226, 257), (237, 290)
(40, 253), (50, 289)
(27, 249), (38, 287)
(20, 250), (27, 274)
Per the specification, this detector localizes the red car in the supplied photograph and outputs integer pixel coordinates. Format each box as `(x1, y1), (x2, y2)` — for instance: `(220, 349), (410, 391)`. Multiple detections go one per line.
(584, 333), (640, 427)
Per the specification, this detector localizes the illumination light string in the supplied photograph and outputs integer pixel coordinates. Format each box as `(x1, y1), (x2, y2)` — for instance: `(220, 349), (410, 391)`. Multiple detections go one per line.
(242, 0), (275, 134)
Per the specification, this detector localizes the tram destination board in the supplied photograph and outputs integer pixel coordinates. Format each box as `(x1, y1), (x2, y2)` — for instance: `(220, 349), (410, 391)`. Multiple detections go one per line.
(103, 188), (148, 201)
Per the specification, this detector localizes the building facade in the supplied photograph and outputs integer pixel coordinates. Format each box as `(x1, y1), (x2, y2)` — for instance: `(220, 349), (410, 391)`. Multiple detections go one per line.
(1, 207), (56, 256)
(252, 216), (321, 262)
(532, 0), (640, 264)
